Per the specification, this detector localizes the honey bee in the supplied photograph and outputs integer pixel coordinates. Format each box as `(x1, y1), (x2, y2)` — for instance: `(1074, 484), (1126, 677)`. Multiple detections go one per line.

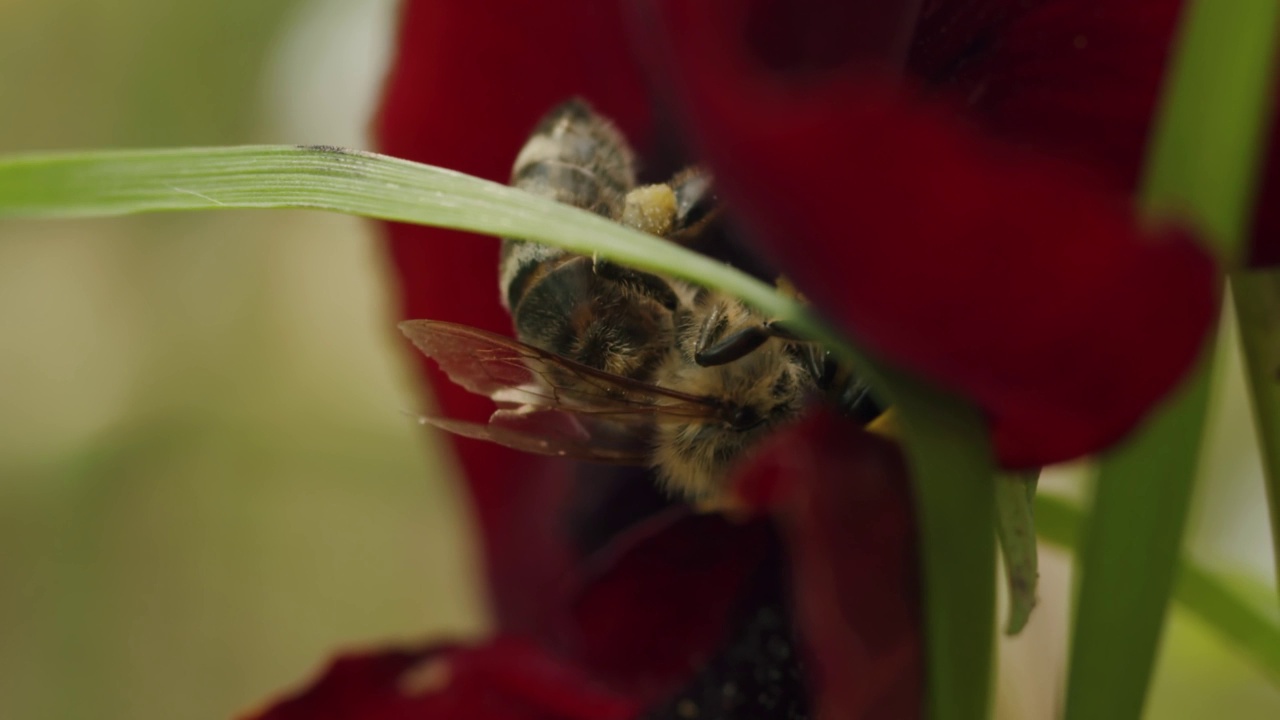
(401, 99), (868, 500)
(497, 99), (716, 381)
(399, 310), (806, 501)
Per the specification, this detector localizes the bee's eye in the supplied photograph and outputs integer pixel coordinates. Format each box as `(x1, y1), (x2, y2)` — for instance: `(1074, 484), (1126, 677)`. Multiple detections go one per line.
(728, 406), (762, 431)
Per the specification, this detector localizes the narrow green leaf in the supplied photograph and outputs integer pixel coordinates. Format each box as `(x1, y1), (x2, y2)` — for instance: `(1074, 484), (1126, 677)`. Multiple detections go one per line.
(1231, 270), (1280, 589)
(1037, 494), (1280, 682)
(1065, 350), (1215, 720)
(1140, 0), (1280, 265)
(873, 365), (996, 720)
(1065, 1), (1278, 717)
(995, 471), (1040, 636)
(0, 145), (836, 349)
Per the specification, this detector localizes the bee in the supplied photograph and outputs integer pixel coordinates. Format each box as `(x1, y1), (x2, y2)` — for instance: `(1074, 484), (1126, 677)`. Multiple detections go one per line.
(497, 99), (716, 381)
(399, 311), (807, 501)
(401, 99), (868, 501)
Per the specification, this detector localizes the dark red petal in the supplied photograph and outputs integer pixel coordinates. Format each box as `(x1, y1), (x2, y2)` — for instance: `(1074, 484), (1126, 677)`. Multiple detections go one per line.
(644, 0), (1219, 466)
(909, 1), (1024, 85)
(910, 0), (1280, 268)
(375, 0), (653, 633)
(736, 0), (923, 74)
(734, 415), (922, 719)
(560, 509), (775, 705)
(918, 0), (1185, 198)
(245, 640), (639, 720)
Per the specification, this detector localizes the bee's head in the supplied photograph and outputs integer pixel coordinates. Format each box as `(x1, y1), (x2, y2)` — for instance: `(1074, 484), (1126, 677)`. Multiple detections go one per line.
(652, 338), (809, 501)
(726, 403), (765, 431)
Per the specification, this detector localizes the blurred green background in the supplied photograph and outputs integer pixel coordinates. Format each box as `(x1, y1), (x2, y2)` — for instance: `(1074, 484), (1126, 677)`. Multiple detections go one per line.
(0, 1), (484, 719)
(0, 1), (1275, 719)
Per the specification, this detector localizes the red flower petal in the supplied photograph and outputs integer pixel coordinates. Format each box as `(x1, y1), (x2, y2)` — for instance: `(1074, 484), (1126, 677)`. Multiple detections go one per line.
(644, 0), (1219, 466)
(244, 640), (639, 720)
(915, 1), (1185, 193)
(375, 0), (653, 634)
(244, 510), (801, 719)
(733, 0), (923, 73)
(735, 414), (922, 719)
(914, 0), (1280, 266)
(563, 510), (775, 704)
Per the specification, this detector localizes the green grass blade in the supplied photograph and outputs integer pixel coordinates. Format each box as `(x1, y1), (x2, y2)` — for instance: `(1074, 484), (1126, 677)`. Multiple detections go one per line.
(873, 366), (996, 720)
(1037, 494), (1280, 681)
(1064, 355), (1215, 720)
(1140, 0), (1280, 266)
(0, 145), (834, 346)
(1231, 270), (1280, 590)
(1064, 1), (1278, 716)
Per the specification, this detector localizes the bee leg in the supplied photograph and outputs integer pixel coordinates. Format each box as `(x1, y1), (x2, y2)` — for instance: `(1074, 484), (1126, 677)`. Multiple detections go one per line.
(808, 348), (884, 423)
(621, 184), (677, 237)
(668, 167), (720, 240)
(592, 259), (681, 311)
(694, 325), (772, 367)
(788, 342), (827, 389)
(759, 320), (804, 341)
(695, 317), (814, 367)
(835, 376), (883, 424)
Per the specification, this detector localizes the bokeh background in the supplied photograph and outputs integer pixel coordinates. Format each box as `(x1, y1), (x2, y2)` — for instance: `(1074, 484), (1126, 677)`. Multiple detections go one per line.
(0, 2), (485, 719)
(0, 1), (1275, 719)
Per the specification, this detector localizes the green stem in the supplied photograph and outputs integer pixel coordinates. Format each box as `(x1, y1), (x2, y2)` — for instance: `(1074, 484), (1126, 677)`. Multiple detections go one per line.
(874, 365), (996, 720)
(1063, 351), (1216, 720)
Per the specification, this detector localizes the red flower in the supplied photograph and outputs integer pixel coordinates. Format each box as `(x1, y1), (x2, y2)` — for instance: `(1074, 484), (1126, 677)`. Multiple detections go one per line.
(250, 1), (1242, 718)
(378, 0), (1226, 472)
(640, 0), (1221, 466)
(248, 420), (919, 720)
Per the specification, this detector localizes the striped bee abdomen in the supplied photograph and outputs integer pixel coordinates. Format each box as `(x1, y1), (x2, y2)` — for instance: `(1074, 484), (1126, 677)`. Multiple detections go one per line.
(511, 98), (635, 215)
(497, 100), (679, 383)
(512, 256), (674, 381)
(500, 98), (638, 314)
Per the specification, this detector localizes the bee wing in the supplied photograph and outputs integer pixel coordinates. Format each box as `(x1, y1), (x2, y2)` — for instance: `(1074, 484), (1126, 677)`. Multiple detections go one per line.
(398, 319), (723, 421)
(417, 408), (651, 464)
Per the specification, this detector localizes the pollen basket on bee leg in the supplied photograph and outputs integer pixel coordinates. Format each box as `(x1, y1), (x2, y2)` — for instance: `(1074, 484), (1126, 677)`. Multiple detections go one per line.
(621, 184), (678, 236)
